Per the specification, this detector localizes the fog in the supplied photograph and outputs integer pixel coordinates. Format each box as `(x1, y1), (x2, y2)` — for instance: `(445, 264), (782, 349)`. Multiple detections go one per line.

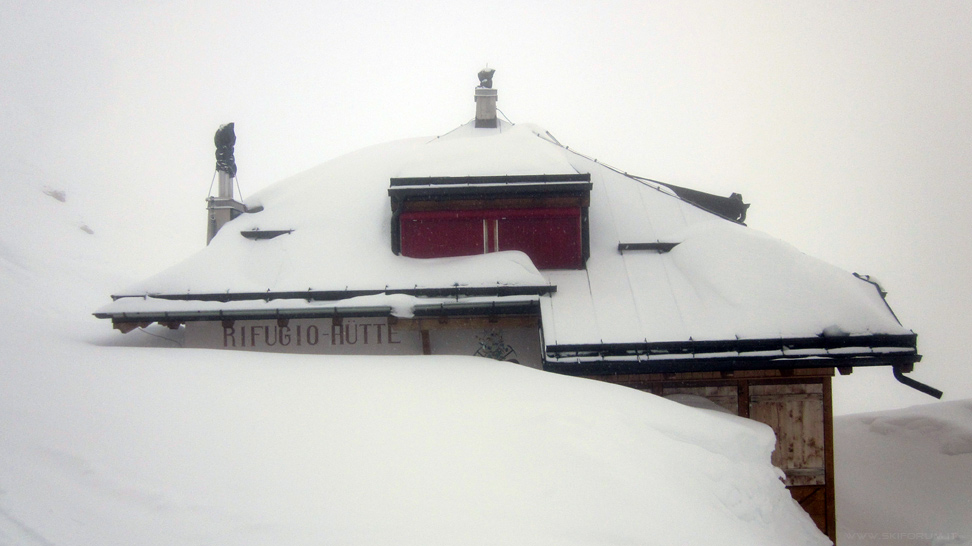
(3, 0), (970, 413)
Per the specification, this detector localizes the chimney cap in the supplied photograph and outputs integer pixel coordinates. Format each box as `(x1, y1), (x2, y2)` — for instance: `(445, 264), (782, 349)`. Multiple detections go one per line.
(477, 67), (495, 89)
(214, 123), (237, 177)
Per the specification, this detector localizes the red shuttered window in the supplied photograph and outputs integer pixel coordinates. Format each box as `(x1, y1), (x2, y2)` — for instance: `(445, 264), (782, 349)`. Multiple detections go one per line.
(399, 210), (486, 258)
(399, 208), (583, 269)
(496, 209), (582, 269)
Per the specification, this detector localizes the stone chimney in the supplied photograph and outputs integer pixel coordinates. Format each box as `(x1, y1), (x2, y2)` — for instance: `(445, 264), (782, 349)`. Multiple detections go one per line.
(206, 123), (245, 244)
(475, 68), (498, 128)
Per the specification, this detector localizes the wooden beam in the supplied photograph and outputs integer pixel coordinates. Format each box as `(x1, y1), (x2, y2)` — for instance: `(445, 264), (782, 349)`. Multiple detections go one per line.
(737, 380), (750, 418)
(823, 376), (837, 543)
(401, 196), (588, 212)
(112, 321), (151, 334)
(396, 316), (539, 331)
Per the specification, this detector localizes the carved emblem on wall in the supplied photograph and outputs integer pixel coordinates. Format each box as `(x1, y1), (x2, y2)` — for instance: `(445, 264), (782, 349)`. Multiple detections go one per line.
(474, 329), (519, 363)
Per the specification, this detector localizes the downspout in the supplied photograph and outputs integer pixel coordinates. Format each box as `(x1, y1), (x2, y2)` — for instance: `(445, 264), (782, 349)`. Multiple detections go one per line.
(892, 365), (943, 399)
(851, 273), (943, 398)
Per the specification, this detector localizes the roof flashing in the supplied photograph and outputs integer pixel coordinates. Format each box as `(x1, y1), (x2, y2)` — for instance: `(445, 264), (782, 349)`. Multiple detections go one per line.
(240, 229), (294, 240)
(618, 242), (680, 253)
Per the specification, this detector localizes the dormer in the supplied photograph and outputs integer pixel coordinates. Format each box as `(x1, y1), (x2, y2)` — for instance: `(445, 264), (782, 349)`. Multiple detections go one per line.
(387, 69), (592, 270)
(389, 173), (592, 269)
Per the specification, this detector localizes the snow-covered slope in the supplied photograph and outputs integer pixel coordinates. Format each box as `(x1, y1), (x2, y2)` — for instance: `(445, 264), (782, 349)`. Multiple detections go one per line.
(111, 127), (554, 297)
(0, 171), (830, 544)
(836, 401), (972, 545)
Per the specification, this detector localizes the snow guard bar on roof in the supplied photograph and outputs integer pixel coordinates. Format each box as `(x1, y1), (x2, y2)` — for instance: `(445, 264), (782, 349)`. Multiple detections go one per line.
(388, 173), (593, 203)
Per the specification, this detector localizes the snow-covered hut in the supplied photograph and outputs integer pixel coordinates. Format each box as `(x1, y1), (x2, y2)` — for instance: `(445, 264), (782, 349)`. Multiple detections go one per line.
(96, 72), (933, 542)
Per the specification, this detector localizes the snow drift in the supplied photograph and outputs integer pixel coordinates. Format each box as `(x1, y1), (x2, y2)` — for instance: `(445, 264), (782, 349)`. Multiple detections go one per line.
(836, 401), (972, 545)
(0, 168), (831, 544)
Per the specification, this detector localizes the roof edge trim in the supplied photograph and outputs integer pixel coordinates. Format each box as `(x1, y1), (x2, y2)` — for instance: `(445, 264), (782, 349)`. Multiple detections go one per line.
(546, 333), (918, 357)
(544, 353), (921, 375)
(107, 285), (557, 304)
(390, 173), (591, 186)
(94, 299), (541, 323)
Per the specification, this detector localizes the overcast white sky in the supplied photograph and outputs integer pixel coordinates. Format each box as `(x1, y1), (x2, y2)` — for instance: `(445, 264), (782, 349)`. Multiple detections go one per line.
(3, 0), (970, 414)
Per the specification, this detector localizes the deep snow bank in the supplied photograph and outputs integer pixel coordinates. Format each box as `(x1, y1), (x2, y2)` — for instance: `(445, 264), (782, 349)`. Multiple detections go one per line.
(0, 176), (829, 545)
(0, 346), (829, 545)
(836, 401), (972, 545)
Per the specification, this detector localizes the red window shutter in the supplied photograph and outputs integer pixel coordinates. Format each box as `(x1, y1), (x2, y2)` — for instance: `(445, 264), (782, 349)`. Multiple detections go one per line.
(399, 207), (583, 269)
(496, 208), (582, 269)
(400, 210), (484, 258)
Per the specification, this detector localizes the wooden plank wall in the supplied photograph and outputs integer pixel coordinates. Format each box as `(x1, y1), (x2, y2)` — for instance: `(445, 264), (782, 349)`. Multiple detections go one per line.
(583, 369), (837, 544)
(749, 383), (826, 486)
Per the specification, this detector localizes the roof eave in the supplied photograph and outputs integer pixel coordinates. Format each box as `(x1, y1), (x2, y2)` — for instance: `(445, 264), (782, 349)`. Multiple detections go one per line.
(543, 333), (920, 374)
(543, 352), (922, 375)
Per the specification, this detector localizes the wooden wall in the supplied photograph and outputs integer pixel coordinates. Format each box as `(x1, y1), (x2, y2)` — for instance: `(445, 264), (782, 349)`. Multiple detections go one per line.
(582, 368), (837, 544)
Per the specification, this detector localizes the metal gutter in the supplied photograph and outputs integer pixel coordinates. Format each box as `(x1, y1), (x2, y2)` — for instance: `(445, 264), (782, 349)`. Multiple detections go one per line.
(96, 306), (396, 323)
(544, 352), (922, 376)
(96, 298), (542, 324)
(544, 333), (921, 375)
(546, 333), (918, 359)
(108, 284), (557, 303)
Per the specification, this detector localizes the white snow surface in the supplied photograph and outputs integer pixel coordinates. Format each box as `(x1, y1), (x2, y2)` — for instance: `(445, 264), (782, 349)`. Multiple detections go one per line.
(114, 132), (548, 297)
(395, 121), (578, 178)
(0, 174), (833, 544)
(104, 119), (909, 345)
(836, 400), (972, 545)
(542, 152), (909, 344)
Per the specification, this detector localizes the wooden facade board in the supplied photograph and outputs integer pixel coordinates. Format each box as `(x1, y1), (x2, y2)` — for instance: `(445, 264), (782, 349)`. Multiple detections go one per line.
(751, 383), (824, 395)
(823, 376), (837, 542)
(398, 196), (588, 212)
(182, 316), (542, 366)
(737, 380), (750, 418)
(749, 382), (826, 486)
(396, 316), (540, 331)
(661, 385), (738, 414)
(788, 485), (828, 536)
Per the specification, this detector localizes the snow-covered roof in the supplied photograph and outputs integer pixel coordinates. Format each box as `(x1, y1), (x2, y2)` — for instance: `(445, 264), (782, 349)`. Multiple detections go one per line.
(542, 151), (909, 343)
(114, 126), (554, 296)
(98, 118), (915, 365)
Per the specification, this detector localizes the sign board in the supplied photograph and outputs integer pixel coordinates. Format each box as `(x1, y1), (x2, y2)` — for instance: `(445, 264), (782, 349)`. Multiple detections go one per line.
(184, 317), (542, 367)
(185, 318), (423, 355)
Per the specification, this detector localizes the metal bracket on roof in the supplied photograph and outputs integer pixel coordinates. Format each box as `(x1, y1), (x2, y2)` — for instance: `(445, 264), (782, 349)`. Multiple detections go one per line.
(240, 229), (294, 240)
(853, 272), (902, 325)
(618, 242), (679, 253)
